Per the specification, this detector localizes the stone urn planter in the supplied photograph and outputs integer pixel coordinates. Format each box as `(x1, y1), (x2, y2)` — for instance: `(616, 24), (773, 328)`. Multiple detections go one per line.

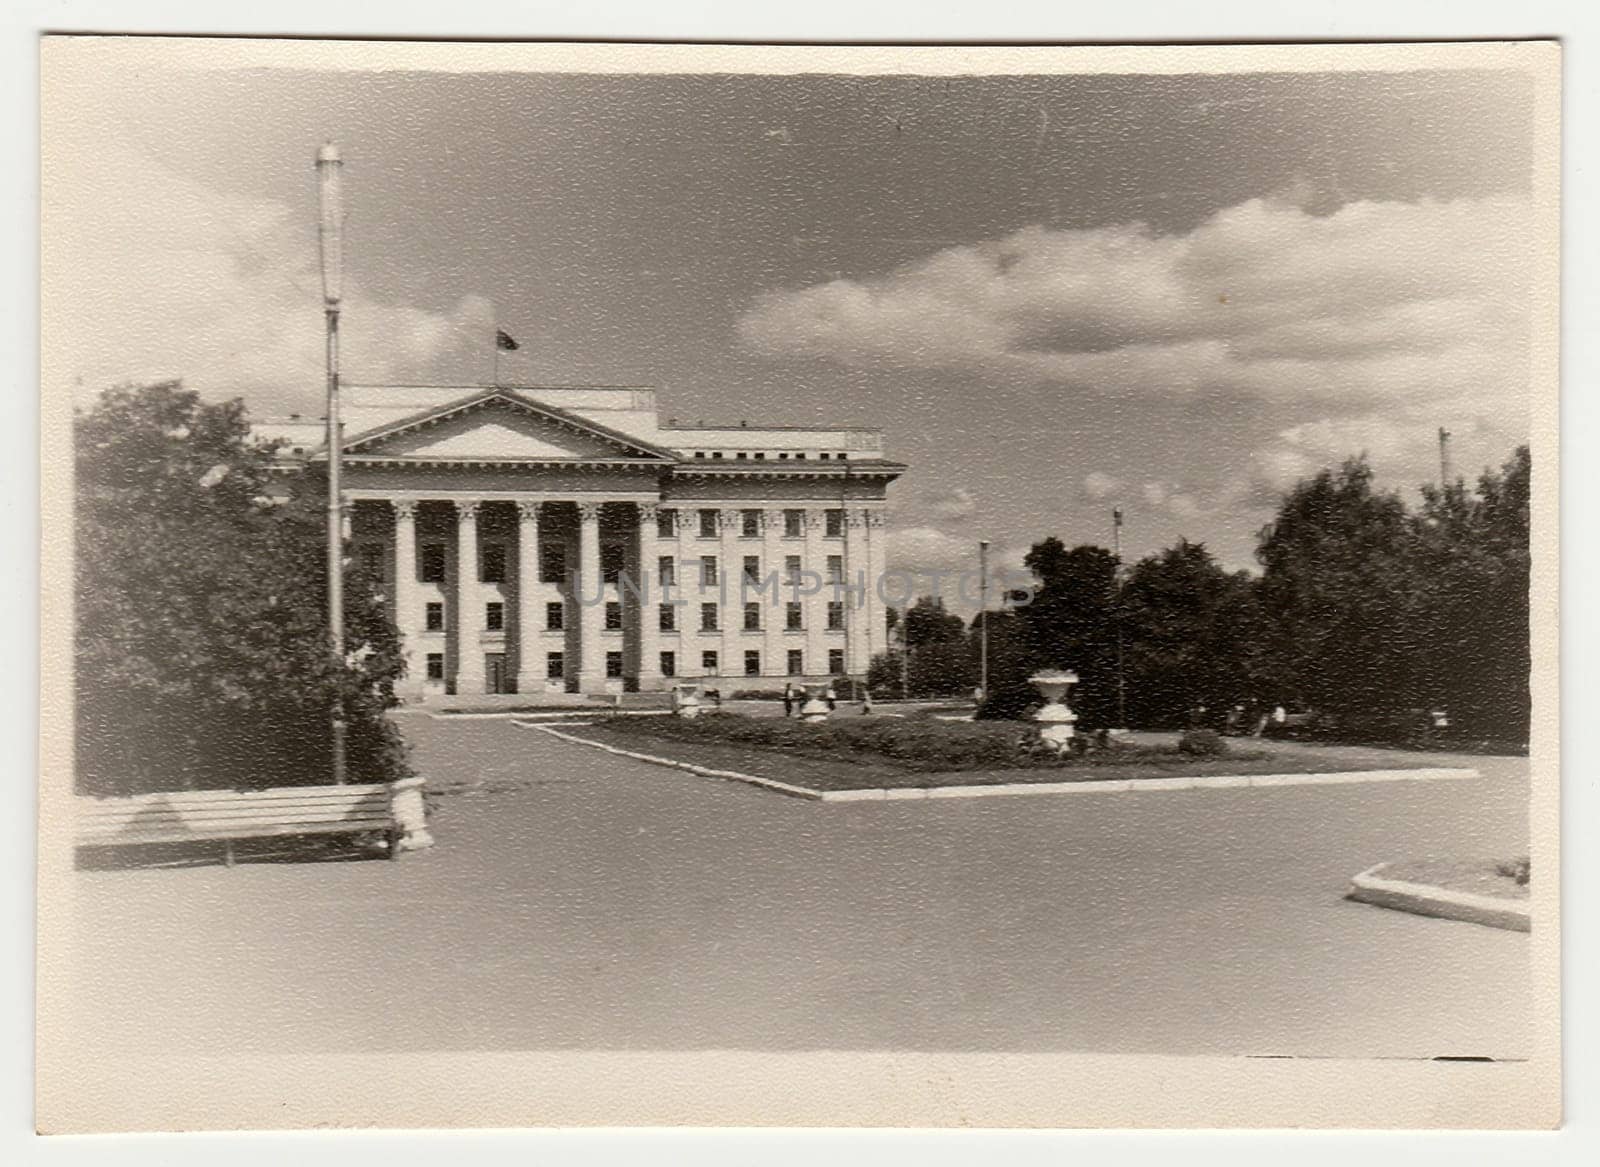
(1029, 669), (1080, 753)
(799, 681), (833, 724)
(672, 682), (703, 719)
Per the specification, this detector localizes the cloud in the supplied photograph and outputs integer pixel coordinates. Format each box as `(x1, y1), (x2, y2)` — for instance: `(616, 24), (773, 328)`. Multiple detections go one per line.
(915, 486), (977, 524)
(1083, 471), (1121, 500)
(48, 124), (492, 413)
(737, 193), (1530, 420)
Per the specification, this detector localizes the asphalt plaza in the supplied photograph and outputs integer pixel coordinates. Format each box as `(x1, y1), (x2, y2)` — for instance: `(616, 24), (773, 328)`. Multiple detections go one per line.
(66, 712), (1531, 1059)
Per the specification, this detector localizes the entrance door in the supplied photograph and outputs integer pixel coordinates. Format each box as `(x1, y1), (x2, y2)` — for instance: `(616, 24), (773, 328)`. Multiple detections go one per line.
(484, 653), (507, 695)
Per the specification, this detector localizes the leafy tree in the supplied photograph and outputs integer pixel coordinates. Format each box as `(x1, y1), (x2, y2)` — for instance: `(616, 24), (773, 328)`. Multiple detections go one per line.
(1119, 540), (1264, 727)
(75, 382), (410, 795)
(1254, 456), (1425, 726)
(902, 595), (966, 647)
(1018, 539), (1121, 725)
(1407, 446), (1531, 740)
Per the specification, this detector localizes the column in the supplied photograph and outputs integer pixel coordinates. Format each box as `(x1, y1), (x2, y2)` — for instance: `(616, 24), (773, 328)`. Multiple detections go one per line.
(674, 507), (701, 679)
(865, 507), (889, 661)
(392, 498), (421, 702)
(845, 507), (870, 675)
(514, 499), (542, 694)
(576, 500), (607, 693)
(762, 507), (785, 679)
(454, 499), (484, 695)
(804, 507), (829, 679)
(635, 503), (661, 690)
(718, 507), (740, 682)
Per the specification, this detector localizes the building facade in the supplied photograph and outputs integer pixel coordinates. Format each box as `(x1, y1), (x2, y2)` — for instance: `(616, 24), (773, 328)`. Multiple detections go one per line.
(260, 385), (904, 701)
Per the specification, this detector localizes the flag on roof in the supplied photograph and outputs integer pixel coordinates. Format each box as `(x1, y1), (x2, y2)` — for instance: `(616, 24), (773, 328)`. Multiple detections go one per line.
(495, 329), (519, 352)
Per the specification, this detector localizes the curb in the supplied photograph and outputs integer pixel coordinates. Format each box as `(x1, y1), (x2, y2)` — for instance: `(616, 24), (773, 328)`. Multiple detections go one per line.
(524, 723), (823, 800)
(1346, 863), (1531, 932)
(518, 723), (1478, 804)
(425, 708), (671, 722)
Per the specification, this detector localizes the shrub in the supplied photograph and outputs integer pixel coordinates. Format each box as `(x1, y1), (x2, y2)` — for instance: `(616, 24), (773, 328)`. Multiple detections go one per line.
(1177, 728), (1226, 757)
(975, 680), (1040, 721)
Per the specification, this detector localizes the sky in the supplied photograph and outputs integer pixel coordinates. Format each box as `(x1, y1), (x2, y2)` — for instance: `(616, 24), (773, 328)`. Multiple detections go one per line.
(45, 60), (1535, 586)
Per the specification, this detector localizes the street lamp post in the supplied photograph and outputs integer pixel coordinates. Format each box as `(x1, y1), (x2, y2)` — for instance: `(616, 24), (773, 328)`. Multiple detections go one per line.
(978, 539), (990, 703)
(317, 142), (347, 785)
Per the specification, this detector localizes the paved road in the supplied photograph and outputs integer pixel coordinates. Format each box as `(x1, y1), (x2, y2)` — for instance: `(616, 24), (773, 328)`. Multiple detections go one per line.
(67, 714), (1530, 1058)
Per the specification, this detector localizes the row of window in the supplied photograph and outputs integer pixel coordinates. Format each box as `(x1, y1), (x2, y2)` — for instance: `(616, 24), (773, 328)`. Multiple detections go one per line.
(421, 648), (848, 683)
(658, 508), (847, 539)
(422, 599), (849, 634)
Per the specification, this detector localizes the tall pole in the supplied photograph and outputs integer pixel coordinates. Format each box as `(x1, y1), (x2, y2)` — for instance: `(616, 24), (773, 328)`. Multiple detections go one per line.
(978, 539), (990, 703)
(1113, 508), (1127, 730)
(1439, 426), (1454, 487)
(317, 143), (347, 785)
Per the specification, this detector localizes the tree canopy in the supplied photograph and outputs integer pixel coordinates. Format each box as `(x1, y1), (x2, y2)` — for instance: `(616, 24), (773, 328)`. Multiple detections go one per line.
(75, 382), (410, 795)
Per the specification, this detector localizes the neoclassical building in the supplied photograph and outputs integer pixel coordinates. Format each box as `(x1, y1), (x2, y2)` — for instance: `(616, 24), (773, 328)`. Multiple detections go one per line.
(259, 384), (904, 701)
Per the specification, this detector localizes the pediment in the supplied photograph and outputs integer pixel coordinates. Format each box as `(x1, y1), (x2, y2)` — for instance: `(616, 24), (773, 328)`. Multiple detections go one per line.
(344, 391), (674, 463)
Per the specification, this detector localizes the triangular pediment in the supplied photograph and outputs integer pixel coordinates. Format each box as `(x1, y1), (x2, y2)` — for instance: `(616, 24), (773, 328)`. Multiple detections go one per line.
(344, 390), (675, 462)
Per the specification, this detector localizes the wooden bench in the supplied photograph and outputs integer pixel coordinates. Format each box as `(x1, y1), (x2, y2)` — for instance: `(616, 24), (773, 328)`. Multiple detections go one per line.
(75, 776), (432, 866)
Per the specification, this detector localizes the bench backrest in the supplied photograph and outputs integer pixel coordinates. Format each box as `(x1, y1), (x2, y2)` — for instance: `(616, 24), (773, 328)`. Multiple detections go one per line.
(77, 782), (394, 846)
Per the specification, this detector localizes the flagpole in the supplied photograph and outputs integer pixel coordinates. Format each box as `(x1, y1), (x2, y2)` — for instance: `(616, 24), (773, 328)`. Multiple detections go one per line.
(317, 143), (347, 785)
(493, 322), (500, 387)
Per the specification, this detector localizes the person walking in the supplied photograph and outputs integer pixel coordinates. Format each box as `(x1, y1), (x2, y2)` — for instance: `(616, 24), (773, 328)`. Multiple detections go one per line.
(782, 684), (794, 719)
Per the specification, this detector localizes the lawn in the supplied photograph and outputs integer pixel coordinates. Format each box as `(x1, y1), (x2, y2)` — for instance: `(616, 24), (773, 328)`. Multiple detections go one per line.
(554, 712), (1448, 793)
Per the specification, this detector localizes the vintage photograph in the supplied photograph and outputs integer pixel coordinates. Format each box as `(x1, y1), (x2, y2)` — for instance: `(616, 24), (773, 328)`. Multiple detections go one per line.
(37, 38), (1559, 1131)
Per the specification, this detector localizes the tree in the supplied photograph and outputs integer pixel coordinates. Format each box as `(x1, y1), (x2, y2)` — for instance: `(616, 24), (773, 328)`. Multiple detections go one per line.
(1254, 456), (1424, 726)
(874, 596), (975, 697)
(75, 382), (410, 795)
(1018, 539), (1121, 725)
(1408, 446), (1530, 740)
(1119, 540), (1264, 727)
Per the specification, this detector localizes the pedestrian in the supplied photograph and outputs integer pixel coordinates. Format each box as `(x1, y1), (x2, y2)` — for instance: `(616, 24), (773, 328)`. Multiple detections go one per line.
(861, 689), (873, 716)
(782, 685), (794, 718)
(824, 686), (836, 713)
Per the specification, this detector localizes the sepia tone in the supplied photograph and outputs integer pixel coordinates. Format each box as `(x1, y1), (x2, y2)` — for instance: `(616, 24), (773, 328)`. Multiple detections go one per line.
(36, 38), (1560, 1132)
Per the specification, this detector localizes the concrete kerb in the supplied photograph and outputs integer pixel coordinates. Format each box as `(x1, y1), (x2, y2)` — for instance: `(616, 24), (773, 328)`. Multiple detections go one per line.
(515, 721), (1480, 803)
(1346, 863), (1531, 932)
(425, 708), (672, 722)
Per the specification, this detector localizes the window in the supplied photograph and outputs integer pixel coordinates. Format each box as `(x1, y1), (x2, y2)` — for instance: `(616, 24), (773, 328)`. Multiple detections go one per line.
(426, 653), (445, 682)
(425, 601), (444, 632)
(741, 509), (761, 537)
(421, 543), (446, 582)
(605, 601), (623, 631)
(606, 651), (624, 679)
(546, 601), (565, 631)
(693, 451), (706, 459)
(359, 543), (383, 575)
(700, 603), (719, 632)
(485, 601), (504, 632)
(786, 601), (803, 631)
(785, 554), (802, 583)
(698, 509), (719, 538)
(600, 543), (624, 584)
(712, 451), (724, 460)
(743, 601), (761, 631)
(481, 542), (506, 582)
(820, 452), (831, 460)
(742, 555), (761, 584)
(794, 452), (806, 460)
(658, 555), (676, 587)
(539, 542), (566, 583)
(828, 648), (846, 675)
(783, 509), (804, 538)
(659, 604), (676, 632)
(744, 650), (761, 677)
(656, 509), (676, 538)
(827, 554), (844, 584)
(702, 650), (719, 673)
(827, 601), (845, 630)
(546, 652), (565, 680)
(754, 452), (766, 460)
(736, 452), (748, 461)
(787, 649), (804, 675)
(660, 651), (676, 678)
(700, 555), (718, 586)
(778, 452), (789, 461)
(825, 509), (845, 537)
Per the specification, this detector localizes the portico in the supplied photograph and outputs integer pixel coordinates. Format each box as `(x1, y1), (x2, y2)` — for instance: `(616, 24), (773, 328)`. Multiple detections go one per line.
(262, 384), (904, 701)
